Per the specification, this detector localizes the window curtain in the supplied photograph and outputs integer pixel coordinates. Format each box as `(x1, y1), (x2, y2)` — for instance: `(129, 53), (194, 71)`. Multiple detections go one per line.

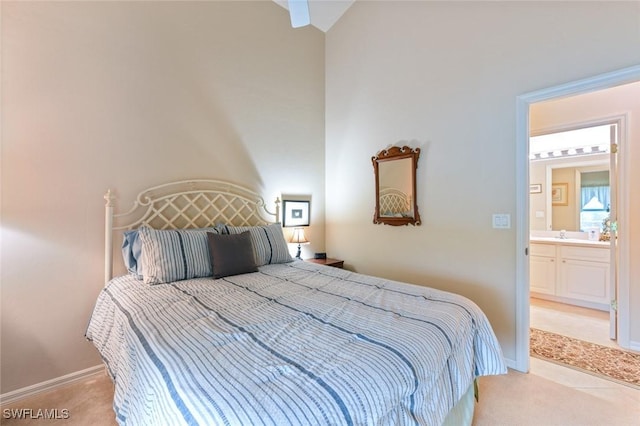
(581, 186), (610, 211)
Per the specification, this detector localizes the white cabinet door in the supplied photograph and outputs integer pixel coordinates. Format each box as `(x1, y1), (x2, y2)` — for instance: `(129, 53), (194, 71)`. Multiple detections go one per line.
(530, 255), (556, 295)
(558, 259), (610, 306)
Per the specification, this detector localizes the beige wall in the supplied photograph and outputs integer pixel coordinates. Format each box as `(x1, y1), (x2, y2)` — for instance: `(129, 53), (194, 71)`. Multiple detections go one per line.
(1, 1), (325, 393)
(531, 81), (640, 347)
(551, 168), (577, 231)
(325, 1), (640, 364)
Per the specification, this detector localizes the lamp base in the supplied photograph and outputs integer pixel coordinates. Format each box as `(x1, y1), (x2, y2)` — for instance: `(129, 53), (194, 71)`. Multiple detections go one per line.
(295, 244), (302, 259)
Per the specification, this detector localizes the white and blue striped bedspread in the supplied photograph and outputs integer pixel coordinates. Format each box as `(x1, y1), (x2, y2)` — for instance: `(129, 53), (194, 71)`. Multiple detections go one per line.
(86, 261), (506, 425)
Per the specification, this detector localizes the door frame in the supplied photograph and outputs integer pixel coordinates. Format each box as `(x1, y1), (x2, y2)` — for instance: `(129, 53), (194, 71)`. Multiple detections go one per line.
(514, 64), (640, 373)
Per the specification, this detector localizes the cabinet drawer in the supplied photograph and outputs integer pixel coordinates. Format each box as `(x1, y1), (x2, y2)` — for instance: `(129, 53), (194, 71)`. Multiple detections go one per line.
(530, 243), (556, 257)
(560, 246), (609, 262)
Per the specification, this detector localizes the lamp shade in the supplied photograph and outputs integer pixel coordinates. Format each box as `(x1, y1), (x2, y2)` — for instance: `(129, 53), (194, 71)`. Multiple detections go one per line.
(290, 227), (309, 244)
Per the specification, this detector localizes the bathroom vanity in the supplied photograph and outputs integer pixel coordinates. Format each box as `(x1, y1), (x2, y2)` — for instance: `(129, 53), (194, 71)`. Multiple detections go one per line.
(530, 237), (611, 311)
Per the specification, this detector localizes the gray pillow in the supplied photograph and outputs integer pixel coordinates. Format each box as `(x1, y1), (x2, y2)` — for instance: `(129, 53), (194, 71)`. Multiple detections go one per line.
(207, 231), (258, 279)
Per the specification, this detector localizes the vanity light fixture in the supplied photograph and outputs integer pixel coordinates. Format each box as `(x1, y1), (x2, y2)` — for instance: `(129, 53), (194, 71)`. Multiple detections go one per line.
(530, 123), (614, 161)
(290, 227), (309, 259)
(530, 145), (609, 161)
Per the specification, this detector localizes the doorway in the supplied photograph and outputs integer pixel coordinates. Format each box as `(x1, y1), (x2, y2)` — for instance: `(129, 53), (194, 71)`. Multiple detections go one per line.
(514, 65), (640, 373)
(529, 119), (619, 348)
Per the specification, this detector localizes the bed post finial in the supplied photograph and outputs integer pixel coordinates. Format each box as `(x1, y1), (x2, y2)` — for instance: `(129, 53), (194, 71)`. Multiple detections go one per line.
(104, 189), (115, 207)
(104, 189), (115, 285)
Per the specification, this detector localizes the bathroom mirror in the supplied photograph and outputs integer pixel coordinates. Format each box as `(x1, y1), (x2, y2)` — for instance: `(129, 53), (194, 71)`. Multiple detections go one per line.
(372, 145), (421, 226)
(548, 162), (609, 231)
(529, 123), (613, 233)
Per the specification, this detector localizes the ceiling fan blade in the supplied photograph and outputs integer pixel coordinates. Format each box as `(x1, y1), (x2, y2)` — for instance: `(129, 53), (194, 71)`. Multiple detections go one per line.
(288, 0), (310, 28)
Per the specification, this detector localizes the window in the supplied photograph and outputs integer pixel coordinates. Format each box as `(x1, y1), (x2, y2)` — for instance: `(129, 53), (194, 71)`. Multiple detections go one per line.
(579, 171), (609, 232)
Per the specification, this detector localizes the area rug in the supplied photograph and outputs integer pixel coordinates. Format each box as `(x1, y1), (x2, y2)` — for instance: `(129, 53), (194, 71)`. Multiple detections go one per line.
(530, 328), (640, 389)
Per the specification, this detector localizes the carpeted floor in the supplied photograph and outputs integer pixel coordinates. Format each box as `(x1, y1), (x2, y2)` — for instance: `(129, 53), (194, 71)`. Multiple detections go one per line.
(3, 370), (639, 426)
(530, 327), (640, 389)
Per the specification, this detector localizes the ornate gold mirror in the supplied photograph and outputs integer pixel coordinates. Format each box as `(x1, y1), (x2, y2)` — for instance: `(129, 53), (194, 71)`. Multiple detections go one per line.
(372, 146), (421, 226)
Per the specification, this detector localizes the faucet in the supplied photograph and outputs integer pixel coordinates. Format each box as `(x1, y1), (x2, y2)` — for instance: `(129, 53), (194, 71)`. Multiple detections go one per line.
(559, 229), (567, 239)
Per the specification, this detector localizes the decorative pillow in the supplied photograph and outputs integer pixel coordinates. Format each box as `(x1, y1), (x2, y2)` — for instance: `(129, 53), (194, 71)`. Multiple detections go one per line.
(221, 223), (293, 266)
(207, 232), (258, 279)
(121, 229), (142, 278)
(137, 226), (219, 284)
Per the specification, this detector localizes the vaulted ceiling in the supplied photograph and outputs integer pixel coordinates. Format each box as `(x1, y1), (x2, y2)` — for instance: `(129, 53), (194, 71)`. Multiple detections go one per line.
(273, 0), (354, 32)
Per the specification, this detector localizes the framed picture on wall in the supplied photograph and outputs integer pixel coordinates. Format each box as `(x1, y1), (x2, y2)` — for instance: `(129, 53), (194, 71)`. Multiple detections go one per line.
(551, 183), (568, 206)
(282, 200), (310, 227)
(529, 184), (542, 194)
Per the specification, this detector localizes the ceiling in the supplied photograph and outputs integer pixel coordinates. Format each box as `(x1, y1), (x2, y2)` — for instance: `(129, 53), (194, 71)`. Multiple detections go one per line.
(273, 0), (355, 32)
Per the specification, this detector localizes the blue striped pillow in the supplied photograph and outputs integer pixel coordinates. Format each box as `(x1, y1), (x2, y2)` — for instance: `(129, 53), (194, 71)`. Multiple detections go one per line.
(137, 226), (219, 284)
(222, 223), (293, 266)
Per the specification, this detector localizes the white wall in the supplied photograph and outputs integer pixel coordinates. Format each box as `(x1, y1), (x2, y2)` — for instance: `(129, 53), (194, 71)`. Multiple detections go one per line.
(325, 1), (640, 364)
(530, 81), (640, 347)
(1, 1), (325, 394)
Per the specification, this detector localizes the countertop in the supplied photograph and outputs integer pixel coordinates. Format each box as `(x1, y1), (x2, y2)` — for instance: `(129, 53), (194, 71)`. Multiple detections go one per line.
(530, 236), (610, 247)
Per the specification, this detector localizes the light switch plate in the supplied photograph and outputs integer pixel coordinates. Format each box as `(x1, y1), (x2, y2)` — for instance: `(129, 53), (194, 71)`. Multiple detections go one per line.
(492, 213), (511, 229)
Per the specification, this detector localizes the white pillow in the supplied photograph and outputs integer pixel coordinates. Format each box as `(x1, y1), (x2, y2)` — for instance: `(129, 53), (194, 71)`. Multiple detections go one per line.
(137, 226), (218, 284)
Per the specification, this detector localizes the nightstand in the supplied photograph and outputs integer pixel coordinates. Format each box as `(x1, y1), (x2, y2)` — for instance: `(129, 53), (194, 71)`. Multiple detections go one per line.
(305, 258), (344, 269)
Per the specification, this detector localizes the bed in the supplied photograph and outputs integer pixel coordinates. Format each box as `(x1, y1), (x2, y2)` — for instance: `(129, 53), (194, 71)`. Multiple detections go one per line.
(86, 179), (506, 426)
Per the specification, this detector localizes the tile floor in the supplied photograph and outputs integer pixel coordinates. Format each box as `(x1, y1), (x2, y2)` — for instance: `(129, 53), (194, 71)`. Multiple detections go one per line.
(530, 297), (617, 348)
(529, 297), (640, 413)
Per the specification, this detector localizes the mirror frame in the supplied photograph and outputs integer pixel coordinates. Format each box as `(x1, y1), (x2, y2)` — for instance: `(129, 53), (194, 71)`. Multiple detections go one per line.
(372, 145), (421, 226)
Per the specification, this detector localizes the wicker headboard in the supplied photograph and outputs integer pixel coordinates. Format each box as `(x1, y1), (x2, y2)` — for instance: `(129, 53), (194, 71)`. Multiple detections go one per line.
(379, 187), (411, 216)
(104, 179), (279, 283)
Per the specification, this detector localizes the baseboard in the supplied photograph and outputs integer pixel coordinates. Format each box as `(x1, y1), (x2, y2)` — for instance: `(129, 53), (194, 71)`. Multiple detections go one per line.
(0, 365), (105, 406)
(504, 357), (518, 371)
(629, 340), (640, 353)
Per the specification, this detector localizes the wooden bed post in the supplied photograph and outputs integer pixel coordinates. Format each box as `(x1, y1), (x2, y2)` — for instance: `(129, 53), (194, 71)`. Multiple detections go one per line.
(104, 189), (115, 285)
